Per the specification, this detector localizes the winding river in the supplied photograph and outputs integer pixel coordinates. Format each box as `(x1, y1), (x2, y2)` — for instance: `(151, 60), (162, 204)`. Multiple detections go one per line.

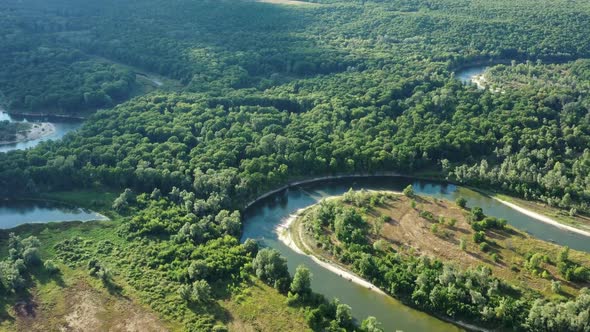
(241, 176), (590, 331)
(0, 111), (83, 153)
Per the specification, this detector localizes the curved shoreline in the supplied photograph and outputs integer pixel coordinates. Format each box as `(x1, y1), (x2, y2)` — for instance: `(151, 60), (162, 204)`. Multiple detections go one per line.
(493, 197), (590, 237)
(0, 122), (56, 146)
(277, 196), (490, 332)
(277, 206), (387, 296)
(243, 172), (402, 209)
(6, 111), (86, 120)
(244, 173), (590, 239)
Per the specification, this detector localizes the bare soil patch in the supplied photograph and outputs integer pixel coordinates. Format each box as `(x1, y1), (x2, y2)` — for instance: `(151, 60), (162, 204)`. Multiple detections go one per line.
(10, 280), (169, 332)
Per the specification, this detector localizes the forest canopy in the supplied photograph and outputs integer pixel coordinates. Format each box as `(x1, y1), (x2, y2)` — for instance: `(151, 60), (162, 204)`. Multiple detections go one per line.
(0, 0), (589, 330)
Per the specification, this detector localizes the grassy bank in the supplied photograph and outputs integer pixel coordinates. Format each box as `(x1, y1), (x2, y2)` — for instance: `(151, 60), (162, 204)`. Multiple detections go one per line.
(0, 190), (311, 331)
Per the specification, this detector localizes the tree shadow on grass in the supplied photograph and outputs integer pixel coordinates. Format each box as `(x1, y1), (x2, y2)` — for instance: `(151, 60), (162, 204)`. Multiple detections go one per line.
(32, 265), (66, 288)
(104, 279), (128, 299)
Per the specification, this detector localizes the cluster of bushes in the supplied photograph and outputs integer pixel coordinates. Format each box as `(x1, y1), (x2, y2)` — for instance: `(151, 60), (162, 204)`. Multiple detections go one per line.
(302, 194), (590, 330)
(0, 121), (30, 142)
(252, 248), (383, 332)
(557, 247), (590, 282)
(0, 234), (53, 294)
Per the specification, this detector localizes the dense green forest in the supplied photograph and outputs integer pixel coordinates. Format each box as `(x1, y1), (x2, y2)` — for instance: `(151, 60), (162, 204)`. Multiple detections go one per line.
(0, 0), (590, 330)
(0, 121), (30, 143)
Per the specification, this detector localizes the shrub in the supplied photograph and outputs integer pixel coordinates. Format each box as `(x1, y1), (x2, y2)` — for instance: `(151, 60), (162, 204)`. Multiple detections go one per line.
(44, 260), (59, 274)
(402, 185), (414, 197)
(479, 242), (490, 252)
(459, 238), (467, 251)
(551, 280), (562, 293)
(430, 224), (439, 234)
(473, 231), (486, 243)
(456, 197), (467, 209)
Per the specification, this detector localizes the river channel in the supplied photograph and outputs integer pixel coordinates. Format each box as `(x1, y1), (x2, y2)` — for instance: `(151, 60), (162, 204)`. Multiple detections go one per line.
(0, 111), (83, 153)
(241, 176), (590, 331)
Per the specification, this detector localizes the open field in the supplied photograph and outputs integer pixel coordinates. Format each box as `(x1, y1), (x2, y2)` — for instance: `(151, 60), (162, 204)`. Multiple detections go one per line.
(222, 279), (310, 332)
(296, 192), (590, 298)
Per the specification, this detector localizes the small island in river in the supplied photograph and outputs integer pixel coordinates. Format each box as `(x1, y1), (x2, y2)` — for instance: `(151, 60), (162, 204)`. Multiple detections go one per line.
(283, 189), (590, 331)
(0, 120), (56, 146)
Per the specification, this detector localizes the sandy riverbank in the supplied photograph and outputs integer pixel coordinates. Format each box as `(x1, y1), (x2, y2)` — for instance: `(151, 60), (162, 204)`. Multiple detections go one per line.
(277, 195), (490, 332)
(0, 122), (56, 145)
(277, 205), (387, 295)
(24, 122), (56, 141)
(243, 172), (402, 210)
(493, 197), (590, 238)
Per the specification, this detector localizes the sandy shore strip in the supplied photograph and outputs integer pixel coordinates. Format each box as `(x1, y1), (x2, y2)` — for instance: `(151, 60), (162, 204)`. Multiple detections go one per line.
(277, 200), (491, 332)
(24, 122), (56, 141)
(493, 197), (590, 238)
(277, 206), (387, 295)
(0, 122), (56, 145)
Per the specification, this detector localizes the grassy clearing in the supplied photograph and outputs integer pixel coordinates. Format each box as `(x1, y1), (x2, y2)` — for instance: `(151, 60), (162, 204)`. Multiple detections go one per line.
(0, 188), (180, 331)
(297, 192), (590, 299)
(222, 279), (310, 332)
(0, 266), (175, 332)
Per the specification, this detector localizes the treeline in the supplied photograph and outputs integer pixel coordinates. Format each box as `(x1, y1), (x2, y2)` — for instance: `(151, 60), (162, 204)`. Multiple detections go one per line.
(50, 188), (383, 331)
(3, 0), (590, 114)
(301, 192), (590, 331)
(0, 49), (136, 113)
(449, 59), (590, 213)
(0, 121), (29, 142)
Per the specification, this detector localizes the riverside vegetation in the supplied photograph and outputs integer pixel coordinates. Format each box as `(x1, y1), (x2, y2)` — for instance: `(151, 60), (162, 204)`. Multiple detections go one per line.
(0, 0), (590, 330)
(291, 189), (590, 330)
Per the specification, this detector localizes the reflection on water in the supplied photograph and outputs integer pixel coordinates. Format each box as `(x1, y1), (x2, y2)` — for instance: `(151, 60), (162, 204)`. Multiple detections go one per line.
(456, 66), (488, 84)
(0, 111), (83, 153)
(242, 176), (590, 332)
(0, 200), (107, 229)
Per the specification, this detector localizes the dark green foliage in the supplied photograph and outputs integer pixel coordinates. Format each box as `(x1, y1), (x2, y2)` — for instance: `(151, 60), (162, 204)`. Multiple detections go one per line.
(470, 207), (485, 222)
(1, 0), (590, 330)
(557, 246), (590, 282)
(455, 197), (467, 209)
(473, 231), (486, 243)
(252, 248), (290, 292)
(0, 233), (41, 293)
(0, 121), (31, 142)
(480, 242), (490, 252)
